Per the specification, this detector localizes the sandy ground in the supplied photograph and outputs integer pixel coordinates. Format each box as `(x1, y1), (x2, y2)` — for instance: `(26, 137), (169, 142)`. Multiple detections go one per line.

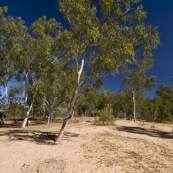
(0, 118), (173, 173)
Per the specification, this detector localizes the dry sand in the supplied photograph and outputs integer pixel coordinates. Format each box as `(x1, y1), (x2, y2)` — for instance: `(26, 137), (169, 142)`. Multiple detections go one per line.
(0, 118), (173, 173)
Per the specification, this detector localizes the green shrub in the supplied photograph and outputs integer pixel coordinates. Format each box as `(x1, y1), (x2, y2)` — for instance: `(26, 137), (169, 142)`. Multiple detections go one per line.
(74, 118), (79, 123)
(99, 108), (114, 125)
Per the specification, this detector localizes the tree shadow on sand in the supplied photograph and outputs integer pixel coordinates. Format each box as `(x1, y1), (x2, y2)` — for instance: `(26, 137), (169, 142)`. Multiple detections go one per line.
(116, 126), (173, 139)
(0, 130), (79, 145)
(0, 120), (46, 129)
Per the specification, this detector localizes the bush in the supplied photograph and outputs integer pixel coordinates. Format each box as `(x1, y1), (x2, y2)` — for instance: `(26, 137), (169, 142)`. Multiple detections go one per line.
(99, 108), (114, 125)
(74, 118), (79, 123)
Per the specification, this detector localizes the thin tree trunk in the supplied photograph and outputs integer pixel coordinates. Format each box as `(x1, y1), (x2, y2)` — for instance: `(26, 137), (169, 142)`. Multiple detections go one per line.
(23, 72), (28, 125)
(47, 102), (65, 125)
(47, 114), (51, 124)
(21, 103), (33, 128)
(56, 59), (84, 141)
(21, 72), (40, 128)
(124, 112), (127, 119)
(5, 84), (7, 104)
(24, 72), (28, 107)
(56, 90), (77, 141)
(132, 90), (136, 122)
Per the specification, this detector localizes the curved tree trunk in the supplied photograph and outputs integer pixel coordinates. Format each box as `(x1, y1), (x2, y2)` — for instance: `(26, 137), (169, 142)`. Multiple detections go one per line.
(21, 72), (40, 128)
(56, 59), (84, 141)
(56, 89), (77, 141)
(57, 111), (75, 141)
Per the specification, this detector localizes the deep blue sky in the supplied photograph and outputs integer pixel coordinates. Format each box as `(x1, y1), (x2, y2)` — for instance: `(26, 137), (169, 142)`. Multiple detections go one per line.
(0, 0), (173, 97)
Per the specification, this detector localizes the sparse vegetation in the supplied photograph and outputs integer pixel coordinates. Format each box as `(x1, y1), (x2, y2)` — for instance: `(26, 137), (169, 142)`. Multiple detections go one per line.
(99, 108), (114, 125)
(0, 0), (172, 172)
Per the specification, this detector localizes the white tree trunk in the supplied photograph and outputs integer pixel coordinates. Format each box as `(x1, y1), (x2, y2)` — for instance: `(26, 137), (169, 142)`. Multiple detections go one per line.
(47, 102), (64, 125)
(23, 72), (28, 123)
(24, 73), (28, 104)
(132, 90), (136, 122)
(22, 72), (39, 128)
(124, 112), (127, 119)
(21, 103), (33, 128)
(47, 116), (50, 124)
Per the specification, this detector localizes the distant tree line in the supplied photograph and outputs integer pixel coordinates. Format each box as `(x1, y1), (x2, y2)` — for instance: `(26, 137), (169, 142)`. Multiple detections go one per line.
(76, 80), (173, 123)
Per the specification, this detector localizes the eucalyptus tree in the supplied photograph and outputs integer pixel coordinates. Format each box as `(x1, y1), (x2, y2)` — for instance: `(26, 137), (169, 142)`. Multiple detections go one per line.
(98, 91), (114, 110)
(56, 0), (160, 140)
(7, 85), (24, 119)
(139, 97), (156, 121)
(0, 7), (27, 115)
(112, 92), (133, 118)
(15, 16), (63, 128)
(35, 62), (75, 124)
(155, 83), (173, 122)
(123, 58), (156, 122)
(0, 7), (28, 124)
(77, 86), (100, 116)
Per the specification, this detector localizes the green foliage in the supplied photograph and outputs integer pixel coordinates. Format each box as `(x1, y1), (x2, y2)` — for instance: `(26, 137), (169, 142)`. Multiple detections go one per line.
(123, 57), (156, 94)
(8, 85), (24, 103)
(54, 106), (67, 117)
(74, 118), (80, 123)
(154, 84), (173, 122)
(58, 0), (160, 87)
(0, 6), (28, 80)
(0, 1), (160, 125)
(77, 86), (100, 115)
(122, 57), (157, 121)
(99, 107), (114, 124)
(7, 103), (24, 119)
(112, 92), (133, 118)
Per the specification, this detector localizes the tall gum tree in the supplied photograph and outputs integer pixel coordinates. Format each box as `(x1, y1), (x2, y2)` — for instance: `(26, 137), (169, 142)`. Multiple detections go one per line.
(0, 7), (28, 123)
(123, 57), (157, 122)
(56, 0), (160, 140)
(33, 61), (74, 124)
(13, 16), (63, 128)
